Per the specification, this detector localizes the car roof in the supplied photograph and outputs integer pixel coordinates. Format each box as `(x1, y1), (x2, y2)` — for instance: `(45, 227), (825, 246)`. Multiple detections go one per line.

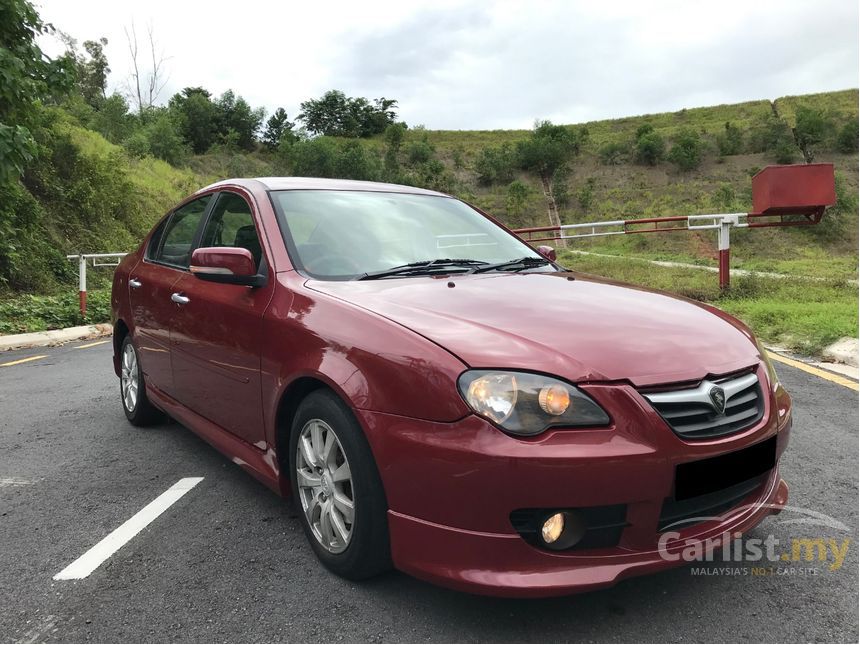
(198, 176), (450, 197)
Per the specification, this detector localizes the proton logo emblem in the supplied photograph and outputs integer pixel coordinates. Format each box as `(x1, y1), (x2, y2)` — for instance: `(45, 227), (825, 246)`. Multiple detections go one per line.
(709, 386), (726, 414)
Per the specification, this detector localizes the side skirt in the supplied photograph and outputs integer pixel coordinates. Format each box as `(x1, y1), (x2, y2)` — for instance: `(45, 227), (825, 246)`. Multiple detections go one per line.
(146, 384), (282, 495)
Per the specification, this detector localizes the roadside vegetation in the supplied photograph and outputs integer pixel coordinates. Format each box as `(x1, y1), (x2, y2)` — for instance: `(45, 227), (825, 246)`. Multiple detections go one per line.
(0, 0), (857, 355)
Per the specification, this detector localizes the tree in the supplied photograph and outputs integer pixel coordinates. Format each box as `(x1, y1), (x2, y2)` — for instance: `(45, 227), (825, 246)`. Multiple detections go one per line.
(667, 128), (704, 171)
(60, 34), (110, 108)
(263, 108), (295, 149)
(124, 22), (168, 114)
(633, 124), (665, 165)
(0, 0), (75, 184)
(168, 87), (218, 153)
(516, 121), (587, 240)
(215, 90), (264, 150)
(91, 93), (132, 143)
(794, 106), (833, 163)
(298, 90), (398, 137)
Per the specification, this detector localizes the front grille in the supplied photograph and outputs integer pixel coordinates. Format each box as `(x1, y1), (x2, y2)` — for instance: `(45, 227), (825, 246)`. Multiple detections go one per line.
(642, 371), (764, 439)
(658, 472), (769, 532)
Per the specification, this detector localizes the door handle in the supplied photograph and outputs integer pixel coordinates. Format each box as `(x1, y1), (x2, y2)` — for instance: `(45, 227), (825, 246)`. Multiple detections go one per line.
(171, 292), (190, 305)
(129, 278), (142, 289)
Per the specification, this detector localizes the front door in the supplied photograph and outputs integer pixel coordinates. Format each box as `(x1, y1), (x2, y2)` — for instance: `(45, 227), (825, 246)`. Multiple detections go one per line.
(169, 191), (272, 448)
(130, 195), (212, 395)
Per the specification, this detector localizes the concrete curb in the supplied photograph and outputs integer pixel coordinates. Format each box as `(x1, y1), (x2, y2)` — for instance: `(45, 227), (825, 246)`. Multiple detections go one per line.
(0, 323), (112, 351)
(821, 337), (859, 368)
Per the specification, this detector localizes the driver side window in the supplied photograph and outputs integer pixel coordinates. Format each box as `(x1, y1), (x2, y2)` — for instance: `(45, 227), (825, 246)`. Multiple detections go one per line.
(199, 192), (263, 270)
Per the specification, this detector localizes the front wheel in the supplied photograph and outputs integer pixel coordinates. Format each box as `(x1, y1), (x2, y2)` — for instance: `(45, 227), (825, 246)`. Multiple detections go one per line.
(289, 390), (391, 580)
(119, 335), (162, 426)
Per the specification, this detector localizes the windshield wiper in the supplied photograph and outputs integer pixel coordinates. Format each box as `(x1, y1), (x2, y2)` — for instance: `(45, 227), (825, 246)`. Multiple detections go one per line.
(355, 258), (489, 281)
(469, 256), (551, 274)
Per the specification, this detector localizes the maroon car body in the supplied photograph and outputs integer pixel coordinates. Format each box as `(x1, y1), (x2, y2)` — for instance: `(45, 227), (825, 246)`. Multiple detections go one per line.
(111, 177), (791, 597)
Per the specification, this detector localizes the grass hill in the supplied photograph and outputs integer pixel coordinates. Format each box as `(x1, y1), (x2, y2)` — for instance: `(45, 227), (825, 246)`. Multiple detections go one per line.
(1, 89), (857, 356)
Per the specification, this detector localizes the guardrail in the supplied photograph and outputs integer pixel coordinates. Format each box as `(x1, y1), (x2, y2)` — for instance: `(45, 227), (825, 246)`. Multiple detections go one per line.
(65, 253), (127, 316)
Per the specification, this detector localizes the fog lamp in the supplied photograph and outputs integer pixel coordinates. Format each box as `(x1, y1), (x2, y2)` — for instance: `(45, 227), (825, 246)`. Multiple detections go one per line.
(538, 384), (570, 416)
(541, 512), (565, 544)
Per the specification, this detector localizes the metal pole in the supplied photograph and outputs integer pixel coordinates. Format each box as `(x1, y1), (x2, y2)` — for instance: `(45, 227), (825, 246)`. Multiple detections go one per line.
(718, 219), (731, 290)
(78, 254), (87, 317)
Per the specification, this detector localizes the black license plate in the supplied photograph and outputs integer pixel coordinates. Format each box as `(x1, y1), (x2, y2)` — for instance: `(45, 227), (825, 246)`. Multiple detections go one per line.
(674, 436), (776, 501)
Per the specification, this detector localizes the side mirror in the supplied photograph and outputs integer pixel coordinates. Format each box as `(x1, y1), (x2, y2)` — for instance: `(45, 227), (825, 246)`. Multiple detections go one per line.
(537, 245), (557, 262)
(190, 247), (265, 287)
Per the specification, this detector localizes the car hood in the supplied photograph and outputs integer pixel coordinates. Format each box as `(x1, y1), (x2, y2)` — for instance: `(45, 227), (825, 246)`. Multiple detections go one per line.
(306, 271), (761, 387)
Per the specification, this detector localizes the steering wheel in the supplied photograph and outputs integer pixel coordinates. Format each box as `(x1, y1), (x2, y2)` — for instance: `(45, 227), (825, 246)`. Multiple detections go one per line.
(305, 253), (362, 276)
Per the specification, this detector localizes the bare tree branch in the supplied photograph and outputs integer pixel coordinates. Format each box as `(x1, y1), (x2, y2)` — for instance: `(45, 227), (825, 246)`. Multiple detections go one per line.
(124, 21), (169, 114)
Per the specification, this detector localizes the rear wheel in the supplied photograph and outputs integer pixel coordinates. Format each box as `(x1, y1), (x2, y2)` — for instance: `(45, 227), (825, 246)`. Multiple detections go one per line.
(289, 390), (390, 580)
(120, 335), (162, 426)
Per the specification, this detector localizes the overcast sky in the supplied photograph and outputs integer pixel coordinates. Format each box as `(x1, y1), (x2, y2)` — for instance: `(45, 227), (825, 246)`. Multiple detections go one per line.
(36, 0), (859, 130)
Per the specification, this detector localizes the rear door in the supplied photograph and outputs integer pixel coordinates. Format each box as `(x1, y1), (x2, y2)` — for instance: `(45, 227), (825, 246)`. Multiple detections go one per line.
(129, 195), (212, 395)
(169, 190), (272, 447)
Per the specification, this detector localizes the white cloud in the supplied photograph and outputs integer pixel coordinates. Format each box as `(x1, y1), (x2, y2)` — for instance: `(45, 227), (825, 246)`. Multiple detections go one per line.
(35, 0), (858, 129)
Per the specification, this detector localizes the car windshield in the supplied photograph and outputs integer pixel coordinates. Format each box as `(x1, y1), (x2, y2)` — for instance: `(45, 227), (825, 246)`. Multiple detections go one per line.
(270, 189), (548, 279)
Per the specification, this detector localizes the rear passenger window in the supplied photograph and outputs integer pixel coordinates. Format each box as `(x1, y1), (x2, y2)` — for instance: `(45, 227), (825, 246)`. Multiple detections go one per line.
(154, 196), (211, 268)
(199, 192), (263, 269)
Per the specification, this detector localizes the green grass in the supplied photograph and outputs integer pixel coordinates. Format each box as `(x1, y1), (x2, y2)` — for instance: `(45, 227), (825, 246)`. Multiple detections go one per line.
(0, 289), (110, 334)
(558, 250), (858, 355)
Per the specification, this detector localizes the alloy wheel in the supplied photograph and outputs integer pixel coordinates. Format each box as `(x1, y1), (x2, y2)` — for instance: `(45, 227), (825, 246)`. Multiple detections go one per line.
(121, 343), (139, 413)
(295, 418), (355, 553)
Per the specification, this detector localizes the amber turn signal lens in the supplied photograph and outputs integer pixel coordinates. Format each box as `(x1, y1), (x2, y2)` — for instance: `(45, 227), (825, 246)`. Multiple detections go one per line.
(541, 512), (565, 544)
(538, 384), (570, 416)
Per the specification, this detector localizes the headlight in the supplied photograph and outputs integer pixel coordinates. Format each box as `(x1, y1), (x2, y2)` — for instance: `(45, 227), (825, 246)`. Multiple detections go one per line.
(754, 337), (780, 390)
(458, 370), (610, 436)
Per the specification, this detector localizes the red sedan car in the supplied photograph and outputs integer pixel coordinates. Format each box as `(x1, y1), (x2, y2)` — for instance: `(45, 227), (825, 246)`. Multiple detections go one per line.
(111, 177), (791, 597)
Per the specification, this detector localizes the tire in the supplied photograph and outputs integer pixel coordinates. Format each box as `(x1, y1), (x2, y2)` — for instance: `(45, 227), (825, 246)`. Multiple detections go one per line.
(119, 335), (163, 426)
(289, 389), (391, 580)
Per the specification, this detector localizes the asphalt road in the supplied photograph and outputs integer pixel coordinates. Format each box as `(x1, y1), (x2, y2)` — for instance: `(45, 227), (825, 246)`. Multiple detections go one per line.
(0, 340), (857, 643)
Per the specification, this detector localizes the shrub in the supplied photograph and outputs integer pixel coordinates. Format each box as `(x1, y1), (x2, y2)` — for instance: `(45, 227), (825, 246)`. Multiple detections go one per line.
(122, 131), (150, 159)
(475, 143), (516, 186)
(794, 106), (833, 162)
(551, 169), (570, 207)
(474, 143), (516, 185)
(287, 137), (340, 177)
(634, 131), (665, 165)
(505, 180), (533, 217)
(749, 113), (797, 163)
(667, 128), (704, 171)
(835, 121), (858, 153)
(712, 183), (736, 211)
(598, 141), (628, 165)
(143, 112), (187, 165)
(716, 121), (743, 156)
(406, 138), (434, 165)
(576, 177), (596, 212)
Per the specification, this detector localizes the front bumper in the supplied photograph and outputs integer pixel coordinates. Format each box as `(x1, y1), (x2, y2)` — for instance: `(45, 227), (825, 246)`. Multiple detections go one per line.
(356, 364), (792, 597)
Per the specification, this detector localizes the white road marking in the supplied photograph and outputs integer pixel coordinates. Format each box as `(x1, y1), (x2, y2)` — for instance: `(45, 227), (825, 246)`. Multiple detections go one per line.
(17, 614), (56, 644)
(53, 477), (204, 581)
(0, 477), (42, 487)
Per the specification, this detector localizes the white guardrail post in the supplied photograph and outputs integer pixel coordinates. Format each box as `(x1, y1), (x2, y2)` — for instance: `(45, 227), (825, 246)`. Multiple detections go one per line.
(66, 253), (128, 316)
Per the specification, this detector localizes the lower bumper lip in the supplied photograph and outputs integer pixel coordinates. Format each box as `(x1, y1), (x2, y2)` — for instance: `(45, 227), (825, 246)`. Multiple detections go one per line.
(387, 476), (789, 598)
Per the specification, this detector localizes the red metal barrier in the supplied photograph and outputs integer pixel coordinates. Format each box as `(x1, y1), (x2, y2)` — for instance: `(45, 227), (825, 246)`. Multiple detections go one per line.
(512, 164), (836, 290)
